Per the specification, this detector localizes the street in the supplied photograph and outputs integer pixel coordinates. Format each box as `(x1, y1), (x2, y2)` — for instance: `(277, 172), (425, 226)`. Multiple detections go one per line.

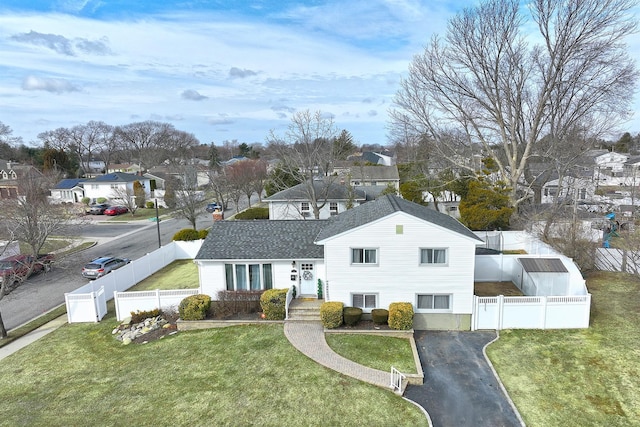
(0, 210), (216, 331)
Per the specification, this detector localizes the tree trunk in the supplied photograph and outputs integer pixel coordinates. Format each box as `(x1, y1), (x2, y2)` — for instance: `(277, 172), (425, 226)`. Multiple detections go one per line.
(0, 312), (7, 339)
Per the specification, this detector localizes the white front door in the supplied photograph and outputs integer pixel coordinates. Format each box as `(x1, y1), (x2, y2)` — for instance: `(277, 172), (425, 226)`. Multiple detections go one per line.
(299, 262), (315, 295)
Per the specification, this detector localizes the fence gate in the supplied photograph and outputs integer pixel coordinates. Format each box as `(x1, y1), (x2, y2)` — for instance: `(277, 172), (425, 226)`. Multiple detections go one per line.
(95, 286), (107, 321)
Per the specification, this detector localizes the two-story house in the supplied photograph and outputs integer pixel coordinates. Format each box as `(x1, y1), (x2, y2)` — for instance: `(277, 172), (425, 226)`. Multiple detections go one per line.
(195, 194), (483, 330)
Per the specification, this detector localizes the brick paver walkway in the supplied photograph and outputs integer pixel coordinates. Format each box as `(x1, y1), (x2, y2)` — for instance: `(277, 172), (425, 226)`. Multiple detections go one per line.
(284, 321), (391, 390)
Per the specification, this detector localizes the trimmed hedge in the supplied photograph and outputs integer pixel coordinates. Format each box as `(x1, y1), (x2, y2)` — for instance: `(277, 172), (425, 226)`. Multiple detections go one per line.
(343, 307), (362, 326)
(130, 308), (161, 324)
(198, 229), (209, 239)
(388, 302), (414, 330)
(172, 228), (201, 241)
(235, 207), (269, 220)
(259, 288), (288, 320)
(320, 302), (344, 329)
(371, 308), (389, 325)
(179, 294), (211, 321)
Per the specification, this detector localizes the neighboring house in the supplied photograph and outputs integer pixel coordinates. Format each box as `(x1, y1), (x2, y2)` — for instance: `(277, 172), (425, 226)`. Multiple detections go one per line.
(196, 195), (484, 329)
(541, 176), (596, 205)
(346, 151), (395, 166)
(345, 165), (400, 190)
(80, 172), (152, 204)
(50, 178), (87, 203)
(0, 159), (42, 200)
(107, 163), (143, 174)
(266, 180), (367, 220)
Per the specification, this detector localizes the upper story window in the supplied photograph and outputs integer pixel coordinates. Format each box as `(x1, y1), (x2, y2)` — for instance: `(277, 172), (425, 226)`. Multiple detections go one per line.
(420, 248), (447, 265)
(352, 248), (377, 265)
(329, 202), (338, 216)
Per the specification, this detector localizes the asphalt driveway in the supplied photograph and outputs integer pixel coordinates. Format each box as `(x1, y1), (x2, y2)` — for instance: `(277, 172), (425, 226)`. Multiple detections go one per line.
(404, 331), (524, 427)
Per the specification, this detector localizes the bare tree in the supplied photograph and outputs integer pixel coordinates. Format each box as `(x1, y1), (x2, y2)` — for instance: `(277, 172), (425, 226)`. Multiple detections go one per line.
(267, 110), (339, 219)
(1, 171), (72, 258)
(168, 171), (205, 229)
(391, 0), (638, 209)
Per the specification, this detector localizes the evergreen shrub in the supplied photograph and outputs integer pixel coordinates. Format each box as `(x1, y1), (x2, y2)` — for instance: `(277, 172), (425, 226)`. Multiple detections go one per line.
(343, 307), (362, 326)
(320, 302), (344, 328)
(178, 294), (211, 321)
(259, 288), (288, 320)
(371, 308), (389, 325)
(388, 302), (414, 330)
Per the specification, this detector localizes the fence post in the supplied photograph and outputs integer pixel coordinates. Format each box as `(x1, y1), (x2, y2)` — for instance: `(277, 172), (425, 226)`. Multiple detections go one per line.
(497, 295), (504, 330)
(156, 289), (161, 311)
(114, 291), (120, 321)
(541, 296), (548, 329)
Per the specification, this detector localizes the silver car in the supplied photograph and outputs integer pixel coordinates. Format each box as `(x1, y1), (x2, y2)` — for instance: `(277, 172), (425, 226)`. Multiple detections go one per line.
(81, 256), (131, 279)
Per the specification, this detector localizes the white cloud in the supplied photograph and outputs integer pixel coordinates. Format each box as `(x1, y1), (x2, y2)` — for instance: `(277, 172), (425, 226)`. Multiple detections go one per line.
(181, 89), (208, 101)
(21, 75), (79, 93)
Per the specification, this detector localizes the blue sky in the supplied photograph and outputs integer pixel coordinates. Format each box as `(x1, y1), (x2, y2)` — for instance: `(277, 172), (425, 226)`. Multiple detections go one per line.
(0, 0), (638, 148)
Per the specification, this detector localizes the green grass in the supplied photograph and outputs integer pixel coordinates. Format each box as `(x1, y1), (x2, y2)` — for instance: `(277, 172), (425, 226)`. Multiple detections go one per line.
(326, 334), (417, 374)
(487, 271), (640, 427)
(106, 207), (169, 221)
(131, 259), (199, 290)
(0, 318), (427, 426)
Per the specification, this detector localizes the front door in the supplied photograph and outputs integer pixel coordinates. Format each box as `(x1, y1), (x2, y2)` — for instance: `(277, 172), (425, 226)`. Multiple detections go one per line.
(299, 262), (315, 295)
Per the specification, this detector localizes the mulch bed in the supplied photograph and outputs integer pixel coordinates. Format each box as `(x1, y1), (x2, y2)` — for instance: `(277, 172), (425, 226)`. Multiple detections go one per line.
(130, 312), (392, 344)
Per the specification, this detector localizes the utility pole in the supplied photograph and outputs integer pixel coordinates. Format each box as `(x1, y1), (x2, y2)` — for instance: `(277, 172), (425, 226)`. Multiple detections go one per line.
(155, 198), (161, 248)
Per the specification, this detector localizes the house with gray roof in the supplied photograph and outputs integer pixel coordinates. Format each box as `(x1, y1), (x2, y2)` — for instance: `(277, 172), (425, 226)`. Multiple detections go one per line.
(265, 180), (368, 220)
(196, 194), (483, 330)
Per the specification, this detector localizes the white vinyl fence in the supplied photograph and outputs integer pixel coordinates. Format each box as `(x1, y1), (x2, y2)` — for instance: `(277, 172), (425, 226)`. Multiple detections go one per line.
(472, 294), (591, 330)
(65, 240), (203, 323)
(473, 232), (591, 330)
(595, 248), (640, 274)
(114, 289), (199, 321)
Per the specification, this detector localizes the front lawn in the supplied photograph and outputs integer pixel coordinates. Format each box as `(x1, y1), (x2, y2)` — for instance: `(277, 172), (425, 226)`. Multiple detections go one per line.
(326, 334), (417, 374)
(0, 318), (427, 426)
(487, 271), (640, 426)
(132, 259), (199, 290)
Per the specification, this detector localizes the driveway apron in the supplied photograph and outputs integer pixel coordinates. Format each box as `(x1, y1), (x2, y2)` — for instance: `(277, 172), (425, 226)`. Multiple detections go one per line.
(404, 331), (524, 427)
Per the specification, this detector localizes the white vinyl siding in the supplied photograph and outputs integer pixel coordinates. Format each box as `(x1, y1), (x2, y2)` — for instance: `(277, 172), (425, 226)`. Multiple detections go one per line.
(319, 212), (477, 315)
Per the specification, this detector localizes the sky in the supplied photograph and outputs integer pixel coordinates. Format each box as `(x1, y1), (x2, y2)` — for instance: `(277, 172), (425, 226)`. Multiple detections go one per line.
(0, 0), (639, 149)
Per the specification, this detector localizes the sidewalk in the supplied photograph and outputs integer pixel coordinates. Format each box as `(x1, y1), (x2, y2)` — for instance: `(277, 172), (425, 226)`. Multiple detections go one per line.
(0, 315), (67, 361)
(283, 321), (391, 390)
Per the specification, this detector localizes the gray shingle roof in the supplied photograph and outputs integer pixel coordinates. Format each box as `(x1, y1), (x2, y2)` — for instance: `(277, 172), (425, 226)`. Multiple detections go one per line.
(266, 180), (365, 201)
(83, 172), (143, 183)
(54, 178), (86, 189)
(196, 220), (326, 260)
(316, 194), (482, 242)
(519, 258), (568, 273)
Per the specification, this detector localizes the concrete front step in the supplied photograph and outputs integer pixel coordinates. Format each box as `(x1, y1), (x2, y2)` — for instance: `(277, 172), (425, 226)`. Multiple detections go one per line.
(287, 299), (323, 321)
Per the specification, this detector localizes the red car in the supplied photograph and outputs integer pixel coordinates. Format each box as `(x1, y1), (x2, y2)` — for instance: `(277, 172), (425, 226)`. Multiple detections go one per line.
(104, 205), (129, 216)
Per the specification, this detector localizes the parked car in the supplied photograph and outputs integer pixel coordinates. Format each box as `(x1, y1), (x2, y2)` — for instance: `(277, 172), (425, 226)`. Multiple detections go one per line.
(104, 205), (129, 216)
(0, 253), (55, 287)
(81, 256), (131, 279)
(88, 203), (110, 215)
(205, 202), (223, 213)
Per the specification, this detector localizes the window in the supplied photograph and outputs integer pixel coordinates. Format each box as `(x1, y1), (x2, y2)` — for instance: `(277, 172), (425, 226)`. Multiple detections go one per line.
(225, 264), (234, 291)
(329, 202), (338, 216)
(301, 202), (310, 217)
(352, 293), (377, 309)
(420, 248), (447, 265)
(352, 248), (377, 264)
(417, 294), (451, 310)
(225, 263), (273, 291)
